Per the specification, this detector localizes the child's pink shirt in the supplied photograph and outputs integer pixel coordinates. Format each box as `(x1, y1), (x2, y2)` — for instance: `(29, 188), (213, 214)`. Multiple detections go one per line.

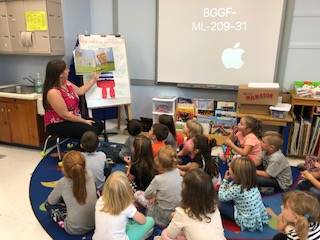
(236, 132), (262, 166)
(177, 138), (195, 159)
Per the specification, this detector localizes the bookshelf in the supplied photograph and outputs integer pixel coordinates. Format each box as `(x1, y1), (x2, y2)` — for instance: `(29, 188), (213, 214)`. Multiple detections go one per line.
(288, 91), (320, 157)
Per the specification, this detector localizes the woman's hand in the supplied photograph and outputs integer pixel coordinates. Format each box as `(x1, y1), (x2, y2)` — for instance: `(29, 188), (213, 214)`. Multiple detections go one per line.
(91, 72), (99, 83)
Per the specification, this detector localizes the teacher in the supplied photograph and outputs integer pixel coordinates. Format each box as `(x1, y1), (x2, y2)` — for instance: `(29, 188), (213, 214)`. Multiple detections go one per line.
(42, 59), (103, 139)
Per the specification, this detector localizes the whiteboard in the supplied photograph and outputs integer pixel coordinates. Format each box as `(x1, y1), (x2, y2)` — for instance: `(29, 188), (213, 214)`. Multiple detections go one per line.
(157, 0), (286, 86)
(79, 35), (131, 109)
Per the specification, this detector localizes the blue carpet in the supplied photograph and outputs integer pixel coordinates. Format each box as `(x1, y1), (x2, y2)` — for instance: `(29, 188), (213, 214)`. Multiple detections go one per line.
(220, 162), (300, 240)
(29, 150), (300, 240)
(29, 141), (125, 240)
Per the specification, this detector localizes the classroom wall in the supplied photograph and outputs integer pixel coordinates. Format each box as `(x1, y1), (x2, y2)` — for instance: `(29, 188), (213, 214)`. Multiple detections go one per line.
(1, 0), (319, 119)
(0, 0), (91, 85)
(282, 0), (320, 91)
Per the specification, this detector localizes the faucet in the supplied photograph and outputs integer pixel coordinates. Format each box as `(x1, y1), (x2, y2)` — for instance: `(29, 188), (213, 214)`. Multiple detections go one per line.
(23, 75), (35, 85)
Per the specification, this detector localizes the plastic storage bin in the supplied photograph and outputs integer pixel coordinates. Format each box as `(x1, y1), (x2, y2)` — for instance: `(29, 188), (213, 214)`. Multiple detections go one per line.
(152, 96), (177, 122)
(269, 103), (291, 119)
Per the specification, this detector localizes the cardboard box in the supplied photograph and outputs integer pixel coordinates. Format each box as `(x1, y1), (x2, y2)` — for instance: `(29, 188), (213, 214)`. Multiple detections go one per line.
(280, 92), (291, 103)
(238, 104), (270, 115)
(237, 85), (279, 105)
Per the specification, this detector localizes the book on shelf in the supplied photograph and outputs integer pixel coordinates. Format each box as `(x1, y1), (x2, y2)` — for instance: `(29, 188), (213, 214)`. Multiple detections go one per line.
(296, 116), (304, 156)
(308, 117), (320, 155)
(215, 109), (237, 117)
(216, 101), (236, 111)
(289, 120), (300, 156)
(310, 126), (320, 155)
(193, 98), (214, 111)
(302, 120), (312, 156)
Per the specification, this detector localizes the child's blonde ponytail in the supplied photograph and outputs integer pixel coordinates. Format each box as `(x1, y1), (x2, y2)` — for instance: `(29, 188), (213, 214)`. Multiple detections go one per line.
(295, 215), (309, 240)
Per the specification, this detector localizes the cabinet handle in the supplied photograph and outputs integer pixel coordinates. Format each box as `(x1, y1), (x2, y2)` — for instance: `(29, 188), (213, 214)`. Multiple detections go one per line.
(1, 108), (4, 112)
(7, 108), (11, 112)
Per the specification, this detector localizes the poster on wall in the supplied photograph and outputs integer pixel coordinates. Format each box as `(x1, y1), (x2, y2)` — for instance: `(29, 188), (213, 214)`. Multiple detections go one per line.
(77, 34), (131, 109)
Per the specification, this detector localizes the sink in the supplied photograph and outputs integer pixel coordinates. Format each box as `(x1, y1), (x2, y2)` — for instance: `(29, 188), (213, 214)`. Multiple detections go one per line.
(0, 85), (36, 94)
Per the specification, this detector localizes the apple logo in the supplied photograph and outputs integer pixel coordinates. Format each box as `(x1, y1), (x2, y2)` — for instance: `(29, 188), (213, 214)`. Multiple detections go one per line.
(221, 42), (245, 69)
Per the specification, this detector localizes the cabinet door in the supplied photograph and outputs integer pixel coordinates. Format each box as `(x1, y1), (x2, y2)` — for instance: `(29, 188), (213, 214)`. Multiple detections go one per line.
(0, 102), (11, 142)
(7, 0), (26, 52)
(7, 100), (39, 146)
(0, 2), (12, 52)
(24, 0), (51, 54)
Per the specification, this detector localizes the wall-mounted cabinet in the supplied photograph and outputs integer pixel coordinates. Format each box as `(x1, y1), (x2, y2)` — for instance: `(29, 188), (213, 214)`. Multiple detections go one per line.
(0, 0), (64, 55)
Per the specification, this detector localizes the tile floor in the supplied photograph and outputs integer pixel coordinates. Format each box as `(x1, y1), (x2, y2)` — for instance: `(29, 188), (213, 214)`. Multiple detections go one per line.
(0, 126), (304, 239)
(0, 121), (127, 240)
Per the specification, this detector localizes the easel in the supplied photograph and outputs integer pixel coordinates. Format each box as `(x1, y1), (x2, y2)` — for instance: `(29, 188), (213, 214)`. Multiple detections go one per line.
(88, 104), (132, 129)
(76, 34), (133, 137)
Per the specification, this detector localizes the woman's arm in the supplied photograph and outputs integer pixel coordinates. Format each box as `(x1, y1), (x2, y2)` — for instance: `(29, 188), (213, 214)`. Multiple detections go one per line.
(132, 211), (146, 224)
(47, 89), (93, 125)
(71, 73), (99, 96)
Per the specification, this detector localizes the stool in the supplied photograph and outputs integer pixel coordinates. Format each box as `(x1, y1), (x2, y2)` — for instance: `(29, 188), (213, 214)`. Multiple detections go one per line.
(41, 135), (69, 160)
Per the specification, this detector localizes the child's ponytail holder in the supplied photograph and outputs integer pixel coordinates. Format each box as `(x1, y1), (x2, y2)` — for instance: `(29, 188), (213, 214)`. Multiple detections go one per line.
(304, 213), (314, 222)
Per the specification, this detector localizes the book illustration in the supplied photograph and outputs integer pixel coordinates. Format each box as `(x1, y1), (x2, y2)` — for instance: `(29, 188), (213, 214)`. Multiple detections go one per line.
(176, 103), (195, 122)
(193, 98), (214, 110)
(97, 73), (115, 99)
(73, 47), (115, 74)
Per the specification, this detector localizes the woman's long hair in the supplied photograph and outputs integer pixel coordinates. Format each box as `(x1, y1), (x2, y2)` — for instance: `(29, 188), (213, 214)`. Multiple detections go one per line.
(62, 151), (87, 205)
(42, 59), (66, 110)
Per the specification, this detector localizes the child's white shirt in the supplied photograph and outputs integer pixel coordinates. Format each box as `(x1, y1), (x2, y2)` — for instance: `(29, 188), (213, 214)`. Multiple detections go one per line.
(93, 197), (137, 240)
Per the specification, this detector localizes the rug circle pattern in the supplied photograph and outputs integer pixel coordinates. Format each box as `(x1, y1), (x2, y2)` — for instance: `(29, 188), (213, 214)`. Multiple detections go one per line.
(29, 150), (300, 240)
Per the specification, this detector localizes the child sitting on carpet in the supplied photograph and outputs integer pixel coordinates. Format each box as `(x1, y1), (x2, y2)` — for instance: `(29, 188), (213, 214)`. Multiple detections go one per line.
(272, 191), (320, 240)
(93, 171), (154, 240)
(158, 169), (226, 240)
(81, 131), (111, 191)
(45, 151), (97, 235)
(256, 131), (292, 192)
(297, 166), (320, 199)
(224, 116), (262, 166)
(177, 119), (203, 162)
(144, 145), (183, 226)
(125, 135), (156, 191)
(119, 119), (142, 161)
(159, 114), (177, 149)
(177, 134), (221, 189)
(218, 157), (269, 232)
(149, 123), (169, 158)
